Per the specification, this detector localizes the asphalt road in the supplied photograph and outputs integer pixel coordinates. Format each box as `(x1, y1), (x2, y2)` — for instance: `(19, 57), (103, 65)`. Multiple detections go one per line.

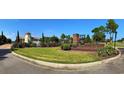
(0, 48), (124, 74)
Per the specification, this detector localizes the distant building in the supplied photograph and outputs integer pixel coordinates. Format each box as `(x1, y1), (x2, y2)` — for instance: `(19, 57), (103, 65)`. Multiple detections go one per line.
(32, 37), (41, 47)
(73, 33), (80, 43)
(20, 32), (41, 47)
(24, 32), (31, 43)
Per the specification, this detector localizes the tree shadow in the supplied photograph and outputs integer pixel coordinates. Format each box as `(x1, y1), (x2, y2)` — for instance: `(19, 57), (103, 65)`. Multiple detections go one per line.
(0, 49), (11, 61)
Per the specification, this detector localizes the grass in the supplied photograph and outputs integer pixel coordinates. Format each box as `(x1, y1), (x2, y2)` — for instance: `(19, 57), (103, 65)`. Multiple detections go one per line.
(116, 42), (124, 48)
(105, 42), (124, 48)
(14, 47), (100, 64)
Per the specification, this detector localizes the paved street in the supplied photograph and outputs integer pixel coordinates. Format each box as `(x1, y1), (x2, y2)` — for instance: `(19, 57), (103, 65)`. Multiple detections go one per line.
(0, 44), (124, 74)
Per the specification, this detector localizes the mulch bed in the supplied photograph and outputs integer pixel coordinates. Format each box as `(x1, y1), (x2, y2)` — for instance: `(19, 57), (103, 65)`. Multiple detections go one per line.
(71, 44), (105, 51)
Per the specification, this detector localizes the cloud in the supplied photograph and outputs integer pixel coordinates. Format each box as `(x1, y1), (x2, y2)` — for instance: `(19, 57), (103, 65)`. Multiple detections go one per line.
(12, 32), (16, 35)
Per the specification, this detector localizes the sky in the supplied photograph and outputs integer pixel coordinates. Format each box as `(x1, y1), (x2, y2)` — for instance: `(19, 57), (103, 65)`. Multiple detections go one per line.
(0, 19), (124, 41)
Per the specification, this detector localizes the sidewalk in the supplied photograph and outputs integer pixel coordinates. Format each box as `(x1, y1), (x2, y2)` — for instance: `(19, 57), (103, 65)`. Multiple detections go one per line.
(0, 44), (12, 49)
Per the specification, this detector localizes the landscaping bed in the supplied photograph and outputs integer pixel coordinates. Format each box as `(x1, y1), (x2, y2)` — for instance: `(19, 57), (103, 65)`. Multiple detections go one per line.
(13, 47), (100, 64)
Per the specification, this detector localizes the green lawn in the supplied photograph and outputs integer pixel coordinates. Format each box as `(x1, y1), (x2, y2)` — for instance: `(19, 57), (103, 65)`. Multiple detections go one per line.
(106, 42), (124, 48)
(14, 47), (100, 64)
(116, 42), (124, 48)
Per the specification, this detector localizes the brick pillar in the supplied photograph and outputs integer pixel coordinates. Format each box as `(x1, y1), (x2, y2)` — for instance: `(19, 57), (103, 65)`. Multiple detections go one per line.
(73, 34), (80, 43)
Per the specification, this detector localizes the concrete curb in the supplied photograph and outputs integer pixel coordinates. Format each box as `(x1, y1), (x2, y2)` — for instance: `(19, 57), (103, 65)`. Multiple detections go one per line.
(12, 49), (121, 70)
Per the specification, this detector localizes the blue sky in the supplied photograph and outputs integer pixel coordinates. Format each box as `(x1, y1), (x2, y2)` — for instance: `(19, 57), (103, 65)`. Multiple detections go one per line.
(0, 19), (124, 41)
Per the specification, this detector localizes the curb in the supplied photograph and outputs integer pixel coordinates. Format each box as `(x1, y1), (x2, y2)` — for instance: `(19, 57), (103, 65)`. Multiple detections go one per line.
(12, 49), (121, 70)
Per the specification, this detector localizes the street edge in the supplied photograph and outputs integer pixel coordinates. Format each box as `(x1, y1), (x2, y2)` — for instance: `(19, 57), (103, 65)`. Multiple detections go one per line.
(12, 49), (121, 70)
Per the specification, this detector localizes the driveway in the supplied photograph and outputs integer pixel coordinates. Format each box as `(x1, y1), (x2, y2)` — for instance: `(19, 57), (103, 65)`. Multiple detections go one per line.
(0, 44), (124, 74)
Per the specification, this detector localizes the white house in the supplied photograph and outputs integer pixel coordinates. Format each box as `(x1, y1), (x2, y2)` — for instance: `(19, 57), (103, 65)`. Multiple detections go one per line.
(24, 32), (32, 43)
(32, 37), (41, 47)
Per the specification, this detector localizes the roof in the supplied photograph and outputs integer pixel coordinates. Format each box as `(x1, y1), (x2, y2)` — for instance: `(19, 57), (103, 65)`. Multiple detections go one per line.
(25, 32), (31, 35)
(32, 37), (40, 41)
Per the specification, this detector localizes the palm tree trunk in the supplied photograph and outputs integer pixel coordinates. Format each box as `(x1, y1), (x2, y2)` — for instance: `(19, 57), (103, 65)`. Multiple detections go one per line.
(114, 32), (117, 48)
(109, 32), (112, 42)
(112, 33), (114, 42)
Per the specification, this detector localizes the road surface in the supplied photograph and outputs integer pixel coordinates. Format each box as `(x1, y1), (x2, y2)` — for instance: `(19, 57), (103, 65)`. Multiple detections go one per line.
(0, 44), (124, 74)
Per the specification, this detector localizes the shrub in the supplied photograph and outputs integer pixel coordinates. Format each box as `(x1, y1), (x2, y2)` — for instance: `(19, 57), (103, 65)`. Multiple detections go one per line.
(6, 38), (12, 43)
(72, 43), (78, 48)
(18, 42), (23, 48)
(12, 42), (17, 48)
(12, 42), (23, 48)
(106, 42), (113, 47)
(25, 43), (30, 47)
(11, 47), (14, 51)
(22, 43), (26, 48)
(50, 42), (56, 47)
(97, 48), (108, 57)
(30, 43), (37, 47)
(97, 46), (118, 57)
(61, 44), (71, 50)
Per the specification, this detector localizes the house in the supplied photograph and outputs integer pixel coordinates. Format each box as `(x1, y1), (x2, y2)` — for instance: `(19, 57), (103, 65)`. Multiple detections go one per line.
(32, 37), (41, 47)
(20, 32), (41, 47)
(24, 32), (31, 43)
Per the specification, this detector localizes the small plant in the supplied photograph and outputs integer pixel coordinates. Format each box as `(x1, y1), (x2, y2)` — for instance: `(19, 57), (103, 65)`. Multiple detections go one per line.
(41, 43), (46, 47)
(12, 42), (23, 48)
(30, 43), (37, 47)
(11, 46), (15, 51)
(72, 43), (78, 48)
(97, 46), (118, 57)
(18, 42), (23, 48)
(61, 44), (71, 50)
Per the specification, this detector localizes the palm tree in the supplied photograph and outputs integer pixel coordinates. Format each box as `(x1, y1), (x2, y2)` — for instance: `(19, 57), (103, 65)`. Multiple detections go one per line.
(99, 26), (105, 32)
(106, 19), (119, 42)
(114, 31), (117, 48)
(92, 27), (99, 33)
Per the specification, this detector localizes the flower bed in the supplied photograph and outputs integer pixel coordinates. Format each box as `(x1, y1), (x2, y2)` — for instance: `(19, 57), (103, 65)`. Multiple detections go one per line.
(71, 44), (105, 51)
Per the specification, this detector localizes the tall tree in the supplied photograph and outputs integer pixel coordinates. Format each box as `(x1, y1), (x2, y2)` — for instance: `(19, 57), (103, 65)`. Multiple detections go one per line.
(61, 33), (66, 40)
(114, 31), (117, 48)
(16, 31), (20, 43)
(60, 33), (66, 43)
(0, 31), (7, 44)
(7, 38), (12, 43)
(60, 33), (71, 43)
(106, 19), (119, 42)
(65, 35), (71, 43)
(92, 31), (105, 44)
(92, 27), (106, 44)
(50, 35), (59, 46)
(1, 31), (3, 40)
(86, 35), (91, 43)
(50, 35), (59, 43)
(92, 27), (99, 33)
(99, 26), (106, 33)
(41, 33), (45, 45)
